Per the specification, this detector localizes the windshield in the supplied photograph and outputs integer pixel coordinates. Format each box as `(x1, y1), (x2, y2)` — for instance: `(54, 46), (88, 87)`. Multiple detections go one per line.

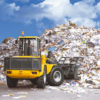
(19, 38), (40, 56)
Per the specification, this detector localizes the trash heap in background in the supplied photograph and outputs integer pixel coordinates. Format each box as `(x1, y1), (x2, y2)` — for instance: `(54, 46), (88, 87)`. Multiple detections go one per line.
(40, 21), (100, 89)
(0, 37), (18, 84)
(0, 21), (100, 90)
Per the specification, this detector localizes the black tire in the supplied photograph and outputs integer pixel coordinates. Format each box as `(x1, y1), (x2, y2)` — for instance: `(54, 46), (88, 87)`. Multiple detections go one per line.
(7, 76), (18, 88)
(48, 67), (64, 86)
(37, 68), (46, 88)
(30, 78), (37, 85)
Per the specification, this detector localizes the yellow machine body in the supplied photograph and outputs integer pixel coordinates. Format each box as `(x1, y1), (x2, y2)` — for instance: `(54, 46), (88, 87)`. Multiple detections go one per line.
(6, 53), (56, 79)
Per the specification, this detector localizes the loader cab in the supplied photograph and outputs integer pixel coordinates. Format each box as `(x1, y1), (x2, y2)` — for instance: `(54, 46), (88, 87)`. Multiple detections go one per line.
(18, 36), (41, 56)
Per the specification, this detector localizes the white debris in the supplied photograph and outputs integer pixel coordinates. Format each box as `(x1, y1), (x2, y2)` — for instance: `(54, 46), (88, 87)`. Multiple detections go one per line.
(40, 22), (100, 89)
(0, 22), (100, 92)
(46, 86), (60, 91)
(59, 81), (86, 94)
(2, 95), (10, 97)
(0, 37), (18, 84)
(13, 96), (26, 99)
(46, 81), (86, 95)
(97, 60), (100, 66)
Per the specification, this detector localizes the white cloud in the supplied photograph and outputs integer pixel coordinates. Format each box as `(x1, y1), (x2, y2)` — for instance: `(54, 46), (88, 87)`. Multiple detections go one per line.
(96, 2), (100, 14)
(31, 0), (98, 27)
(0, 0), (20, 17)
(0, 0), (100, 28)
(8, 3), (20, 15)
(70, 17), (96, 27)
(83, 0), (95, 4)
(39, 0), (70, 23)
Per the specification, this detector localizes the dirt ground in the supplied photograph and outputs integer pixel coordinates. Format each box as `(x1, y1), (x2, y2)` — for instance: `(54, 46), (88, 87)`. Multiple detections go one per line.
(0, 82), (100, 100)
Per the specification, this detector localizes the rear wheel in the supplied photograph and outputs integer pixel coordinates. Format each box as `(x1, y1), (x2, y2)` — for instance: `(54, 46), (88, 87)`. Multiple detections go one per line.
(48, 67), (64, 86)
(7, 76), (18, 88)
(37, 69), (46, 88)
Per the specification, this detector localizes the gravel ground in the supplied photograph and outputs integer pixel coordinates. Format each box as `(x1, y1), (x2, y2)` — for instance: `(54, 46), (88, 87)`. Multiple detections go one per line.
(0, 82), (100, 100)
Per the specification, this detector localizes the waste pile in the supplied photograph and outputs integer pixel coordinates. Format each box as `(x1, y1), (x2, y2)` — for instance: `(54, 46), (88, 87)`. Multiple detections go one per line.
(0, 37), (18, 84)
(0, 22), (100, 91)
(40, 21), (100, 89)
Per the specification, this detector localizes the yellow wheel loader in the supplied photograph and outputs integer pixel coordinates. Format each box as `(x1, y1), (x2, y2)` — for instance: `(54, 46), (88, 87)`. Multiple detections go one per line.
(4, 36), (64, 88)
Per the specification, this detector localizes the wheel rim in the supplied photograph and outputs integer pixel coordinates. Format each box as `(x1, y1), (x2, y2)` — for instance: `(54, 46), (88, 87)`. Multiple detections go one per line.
(53, 71), (62, 82)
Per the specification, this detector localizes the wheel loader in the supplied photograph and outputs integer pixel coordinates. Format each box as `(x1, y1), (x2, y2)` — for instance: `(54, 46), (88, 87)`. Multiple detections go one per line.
(4, 36), (81, 88)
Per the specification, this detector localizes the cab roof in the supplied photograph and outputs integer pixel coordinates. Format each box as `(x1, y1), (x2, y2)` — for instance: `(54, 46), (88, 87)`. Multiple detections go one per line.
(18, 36), (39, 39)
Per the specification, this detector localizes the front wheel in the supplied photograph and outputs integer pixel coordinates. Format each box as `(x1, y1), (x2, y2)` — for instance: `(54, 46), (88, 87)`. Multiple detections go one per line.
(7, 76), (18, 88)
(48, 67), (64, 86)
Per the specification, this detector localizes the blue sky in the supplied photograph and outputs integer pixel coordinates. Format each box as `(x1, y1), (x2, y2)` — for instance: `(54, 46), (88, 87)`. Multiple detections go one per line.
(0, 0), (100, 42)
